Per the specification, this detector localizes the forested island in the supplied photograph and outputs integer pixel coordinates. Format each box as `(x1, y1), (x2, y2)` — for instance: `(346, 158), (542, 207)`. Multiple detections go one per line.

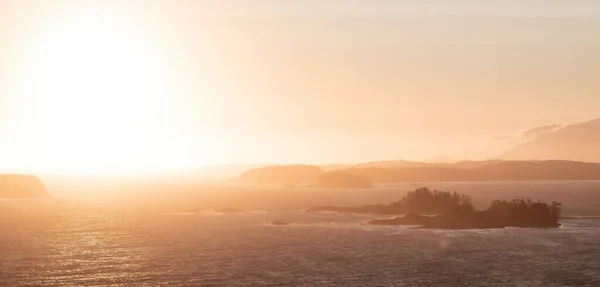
(309, 187), (471, 215)
(0, 175), (49, 198)
(309, 188), (562, 229)
(237, 165), (373, 188)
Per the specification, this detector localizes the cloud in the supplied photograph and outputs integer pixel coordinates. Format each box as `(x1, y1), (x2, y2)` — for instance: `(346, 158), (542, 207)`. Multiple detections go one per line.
(500, 117), (600, 162)
(520, 124), (563, 141)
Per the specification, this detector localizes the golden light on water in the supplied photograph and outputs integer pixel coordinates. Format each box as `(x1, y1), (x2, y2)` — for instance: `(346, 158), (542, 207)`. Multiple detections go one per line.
(0, 2), (599, 286)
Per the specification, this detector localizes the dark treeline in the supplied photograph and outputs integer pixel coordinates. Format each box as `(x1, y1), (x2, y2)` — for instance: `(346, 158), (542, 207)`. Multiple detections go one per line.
(486, 198), (562, 228)
(0, 175), (49, 198)
(309, 187), (470, 215)
(311, 187), (563, 229)
(237, 160), (600, 184)
(368, 198), (562, 229)
(403, 187), (472, 214)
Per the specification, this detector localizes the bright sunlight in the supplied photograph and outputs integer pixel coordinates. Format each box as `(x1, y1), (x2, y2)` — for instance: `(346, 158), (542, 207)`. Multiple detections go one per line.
(19, 8), (188, 174)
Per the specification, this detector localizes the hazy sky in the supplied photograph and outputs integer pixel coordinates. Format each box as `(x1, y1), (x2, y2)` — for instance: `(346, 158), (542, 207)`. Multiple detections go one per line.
(1, 0), (599, 173)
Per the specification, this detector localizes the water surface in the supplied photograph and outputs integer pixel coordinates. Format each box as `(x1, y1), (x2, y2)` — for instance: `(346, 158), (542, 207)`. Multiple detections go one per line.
(1, 197), (599, 286)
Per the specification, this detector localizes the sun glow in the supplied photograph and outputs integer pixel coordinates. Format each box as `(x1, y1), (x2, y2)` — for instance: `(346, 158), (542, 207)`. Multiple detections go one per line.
(17, 9), (190, 174)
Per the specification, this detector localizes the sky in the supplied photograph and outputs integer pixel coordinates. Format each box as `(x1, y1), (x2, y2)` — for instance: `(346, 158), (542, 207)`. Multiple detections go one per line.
(0, 0), (599, 173)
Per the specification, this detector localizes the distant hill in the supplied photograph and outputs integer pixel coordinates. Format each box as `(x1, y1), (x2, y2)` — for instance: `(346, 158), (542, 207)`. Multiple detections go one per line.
(353, 160), (433, 169)
(502, 118), (600, 163)
(190, 164), (269, 180)
(237, 160), (600, 184)
(0, 175), (49, 198)
(313, 171), (373, 189)
(237, 165), (324, 185)
(346, 160), (600, 182)
(238, 168), (373, 188)
(320, 164), (353, 171)
(352, 160), (503, 170)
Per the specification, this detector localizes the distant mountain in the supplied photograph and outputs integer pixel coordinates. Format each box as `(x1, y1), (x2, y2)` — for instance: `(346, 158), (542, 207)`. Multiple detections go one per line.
(353, 160), (433, 169)
(345, 160), (600, 182)
(191, 164), (269, 180)
(237, 160), (600, 184)
(502, 118), (600, 163)
(237, 165), (324, 185)
(353, 160), (503, 170)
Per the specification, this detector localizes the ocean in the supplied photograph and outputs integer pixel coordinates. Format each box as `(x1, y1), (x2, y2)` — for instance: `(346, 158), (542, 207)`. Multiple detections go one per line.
(1, 181), (600, 286)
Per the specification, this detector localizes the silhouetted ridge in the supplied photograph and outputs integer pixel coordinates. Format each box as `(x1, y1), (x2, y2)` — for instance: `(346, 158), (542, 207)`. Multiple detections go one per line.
(236, 166), (372, 188)
(342, 160), (600, 182)
(237, 165), (323, 185)
(238, 160), (600, 184)
(0, 175), (49, 198)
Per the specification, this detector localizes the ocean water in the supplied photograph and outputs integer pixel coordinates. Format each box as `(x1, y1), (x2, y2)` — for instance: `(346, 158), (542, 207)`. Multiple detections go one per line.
(1, 197), (600, 286)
